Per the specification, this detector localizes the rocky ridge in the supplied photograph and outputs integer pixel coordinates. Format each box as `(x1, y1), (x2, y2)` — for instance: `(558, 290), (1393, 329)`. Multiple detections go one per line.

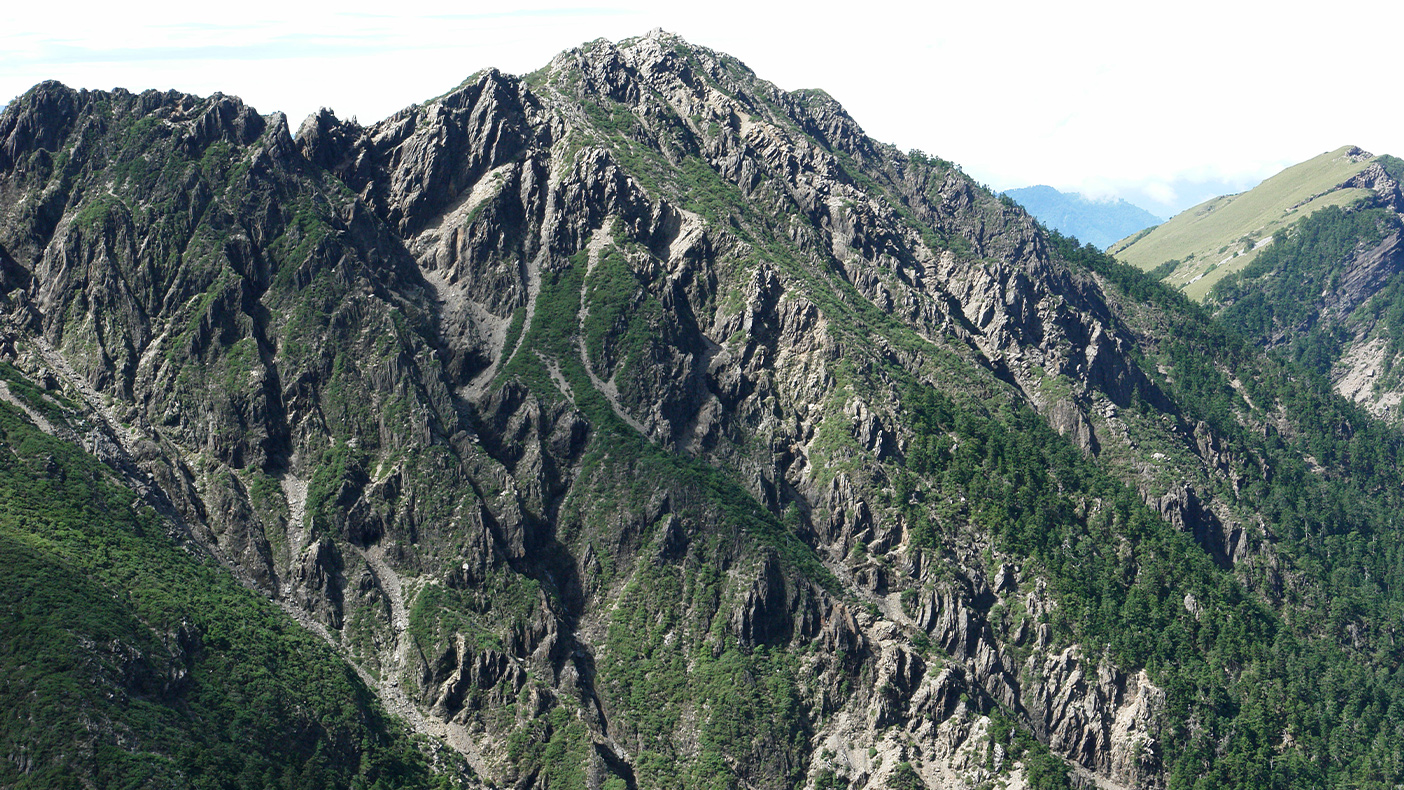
(2, 30), (1403, 790)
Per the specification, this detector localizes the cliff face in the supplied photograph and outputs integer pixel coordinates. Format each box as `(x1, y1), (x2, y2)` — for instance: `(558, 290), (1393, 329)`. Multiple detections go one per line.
(3, 31), (1404, 790)
(1303, 224), (1404, 417)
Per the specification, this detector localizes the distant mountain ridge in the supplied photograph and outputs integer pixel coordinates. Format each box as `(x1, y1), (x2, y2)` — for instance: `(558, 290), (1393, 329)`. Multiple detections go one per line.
(1108, 145), (1404, 299)
(1106, 145), (1404, 420)
(1003, 184), (1162, 249)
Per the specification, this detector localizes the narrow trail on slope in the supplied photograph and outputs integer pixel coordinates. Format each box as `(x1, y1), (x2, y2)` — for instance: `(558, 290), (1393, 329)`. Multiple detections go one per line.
(270, 591), (492, 778)
(0, 381), (61, 437)
(32, 337), (142, 459)
(576, 218), (649, 437)
(24, 338), (210, 550)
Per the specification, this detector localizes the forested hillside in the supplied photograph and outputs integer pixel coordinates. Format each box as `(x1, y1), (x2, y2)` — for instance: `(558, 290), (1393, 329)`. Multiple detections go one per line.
(1203, 154), (1404, 420)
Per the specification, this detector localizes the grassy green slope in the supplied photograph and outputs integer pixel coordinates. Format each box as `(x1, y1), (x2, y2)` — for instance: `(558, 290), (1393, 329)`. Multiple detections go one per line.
(1108, 146), (1375, 299)
(0, 369), (458, 790)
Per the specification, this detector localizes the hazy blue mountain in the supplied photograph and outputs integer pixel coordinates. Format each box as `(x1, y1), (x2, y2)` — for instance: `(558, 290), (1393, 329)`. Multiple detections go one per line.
(1005, 184), (1162, 249)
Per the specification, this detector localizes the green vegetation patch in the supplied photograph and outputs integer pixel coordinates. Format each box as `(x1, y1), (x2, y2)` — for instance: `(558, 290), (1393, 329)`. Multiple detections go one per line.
(0, 396), (452, 789)
(407, 568), (542, 657)
(1210, 205), (1398, 376)
(582, 243), (663, 377)
(598, 559), (809, 789)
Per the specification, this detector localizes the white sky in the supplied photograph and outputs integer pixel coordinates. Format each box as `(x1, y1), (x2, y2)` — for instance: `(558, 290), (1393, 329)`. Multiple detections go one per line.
(3, 0), (1401, 216)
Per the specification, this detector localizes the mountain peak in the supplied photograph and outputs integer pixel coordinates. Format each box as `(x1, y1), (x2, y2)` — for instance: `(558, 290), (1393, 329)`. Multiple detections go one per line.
(1341, 144), (1373, 162)
(6, 32), (1404, 790)
(1003, 184), (1161, 249)
(642, 26), (683, 42)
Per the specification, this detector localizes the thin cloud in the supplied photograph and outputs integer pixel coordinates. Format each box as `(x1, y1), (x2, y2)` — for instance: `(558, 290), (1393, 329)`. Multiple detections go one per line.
(1143, 183), (1177, 208)
(30, 37), (406, 65)
(422, 7), (632, 20)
